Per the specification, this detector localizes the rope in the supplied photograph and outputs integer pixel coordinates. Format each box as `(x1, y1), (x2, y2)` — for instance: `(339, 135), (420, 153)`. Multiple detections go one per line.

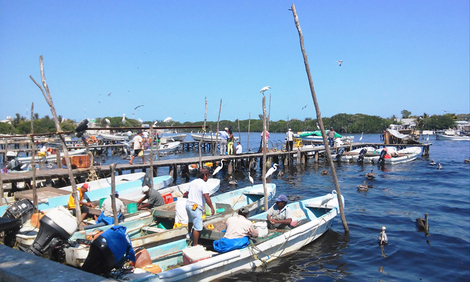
(85, 151), (99, 182)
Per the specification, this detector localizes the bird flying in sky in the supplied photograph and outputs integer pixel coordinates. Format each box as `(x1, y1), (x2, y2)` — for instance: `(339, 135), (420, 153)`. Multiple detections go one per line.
(302, 105), (307, 110)
(134, 105), (144, 110)
(336, 60), (343, 66)
(108, 92), (111, 96)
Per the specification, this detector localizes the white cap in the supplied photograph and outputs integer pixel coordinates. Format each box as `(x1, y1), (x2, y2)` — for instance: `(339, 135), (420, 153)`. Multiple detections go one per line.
(142, 185), (150, 193)
(288, 128), (291, 131)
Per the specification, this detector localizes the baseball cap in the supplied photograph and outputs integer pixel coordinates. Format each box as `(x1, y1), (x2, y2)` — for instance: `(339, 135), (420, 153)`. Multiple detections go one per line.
(275, 194), (288, 202)
(142, 185), (150, 193)
(82, 183), (89, 191)
(288, 128), (291, 131)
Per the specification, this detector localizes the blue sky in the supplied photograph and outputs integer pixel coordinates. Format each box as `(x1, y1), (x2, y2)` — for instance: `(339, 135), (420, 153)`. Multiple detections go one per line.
(1, 1), (468, 123)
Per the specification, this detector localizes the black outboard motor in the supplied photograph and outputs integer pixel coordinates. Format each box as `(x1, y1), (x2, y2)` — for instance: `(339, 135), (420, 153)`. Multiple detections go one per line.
(27, 206), (78, 256)
(75, 119), (89, 138)
(378, 149), (388, 166)
(335, 148), (345, 161)
(1, 199), (34, 247)
(356, 148), (368, 163)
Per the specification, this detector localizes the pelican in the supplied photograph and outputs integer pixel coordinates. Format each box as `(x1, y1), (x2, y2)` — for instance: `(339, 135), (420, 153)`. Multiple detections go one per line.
(229, 176), (238, 185)
(260, 86), (271, 94)
(357, 181), (369, 191)
(366, 169), (376, 179)
(212, 161), (223, 176)
(438, 163), (442, 170)
(378, 226), (388, 245)
(336, 60), (343, 66)
(265, 163), (279, 179)
(429, 160), (436, 166)
(465, 158), (470, 163)
(416, 213), (429, 232)
(248, 171), (254, 184)
(321, 170), (329, 176)
(122, 114), (126, 125)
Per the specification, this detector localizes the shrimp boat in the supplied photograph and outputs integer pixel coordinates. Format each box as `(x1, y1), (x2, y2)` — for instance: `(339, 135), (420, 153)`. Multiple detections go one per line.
(113, 190), (342, 281)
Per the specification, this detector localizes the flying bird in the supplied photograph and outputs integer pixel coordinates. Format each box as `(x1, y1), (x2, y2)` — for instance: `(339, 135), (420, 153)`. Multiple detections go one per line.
(138, 118), (143, 124)
(265, 163), (279, 179)
(336, 60), (343, 66)
(301, 105), (307, 110)
(134, 105), (144, 110)
(260, 86), (271, 95)
(212, 161), (224, 176)
(108, 92), (111, 96)
(163, 117), (172, 123)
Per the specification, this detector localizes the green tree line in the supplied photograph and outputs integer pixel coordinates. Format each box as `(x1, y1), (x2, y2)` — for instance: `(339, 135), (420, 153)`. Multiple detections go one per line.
(1, 112), (465, 135)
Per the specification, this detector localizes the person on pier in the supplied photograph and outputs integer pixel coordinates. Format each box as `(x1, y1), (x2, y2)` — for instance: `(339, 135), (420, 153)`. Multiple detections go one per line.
(67, 183), (95, 221)
(218, 128), (229, 155)
(129, 131), (145, 165)
(286, 128), (294, 151)
(327, 127), (336, 147)
(227, 128), (235, 155)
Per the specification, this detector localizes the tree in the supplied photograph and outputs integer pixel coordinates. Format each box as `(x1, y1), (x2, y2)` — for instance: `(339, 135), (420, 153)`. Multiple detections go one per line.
(401, 110), (412, 119)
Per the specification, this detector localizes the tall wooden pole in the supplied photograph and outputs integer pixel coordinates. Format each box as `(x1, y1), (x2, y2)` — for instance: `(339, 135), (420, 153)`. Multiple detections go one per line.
(198, 98), (207, 169)
(290, 4), (348, 233)
(262, 97), (268, 211)
(30, 103), (38, 212)
(110, 163), (118, 225)
(30, 55), (83, 229)
(215, 99), (222, 156)
(149, 126), (155, 189)
(267, 93), (272, 131)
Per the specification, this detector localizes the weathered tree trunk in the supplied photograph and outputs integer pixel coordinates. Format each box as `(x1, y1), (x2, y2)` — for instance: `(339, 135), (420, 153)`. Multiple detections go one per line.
(110, 163), (118, 225)
(262, 97), (268, 211)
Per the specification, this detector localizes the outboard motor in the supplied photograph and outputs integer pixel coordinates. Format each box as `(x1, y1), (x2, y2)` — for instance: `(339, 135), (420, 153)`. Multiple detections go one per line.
(75, 119), (89, 138)
(1, 199), (35, 247)
(378, 149), (388, 166)
(27, 206), (78, 256)
(335, 148), (345, 161)
(356, 148), (368, 163)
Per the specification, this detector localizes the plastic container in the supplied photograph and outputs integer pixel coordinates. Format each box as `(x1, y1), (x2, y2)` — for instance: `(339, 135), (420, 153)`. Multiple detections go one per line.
(182, 245), (212, 265)
(127, 203), (137, 214)
(216, 208), (225, 213)
(99, 198), (106, 208)
(161, 193), (173, 205)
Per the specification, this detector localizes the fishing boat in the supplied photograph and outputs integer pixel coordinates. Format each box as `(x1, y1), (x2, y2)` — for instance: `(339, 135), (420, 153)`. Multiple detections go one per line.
(16, 148), (87, 164)
(294, 130), (353, 144)
(132, 142), (181, 157)
(99, 133), (130, 141)
(191, 133), (239, 143)
(438, 130), (470, 141)
(333, 146), (422, 164)
(161, 133), (187, 142)
(59, 183), (273, 267)
(115, 190), (342, 281)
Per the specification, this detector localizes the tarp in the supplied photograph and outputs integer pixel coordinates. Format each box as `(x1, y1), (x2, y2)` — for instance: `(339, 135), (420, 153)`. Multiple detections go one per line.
(298, 131), (342, 138)
(213, 237), (249, 253)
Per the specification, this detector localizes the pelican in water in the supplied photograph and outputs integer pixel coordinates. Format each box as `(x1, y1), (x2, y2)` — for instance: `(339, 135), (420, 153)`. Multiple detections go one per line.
(357, 181), (369, 191)
(438, 163), (442, 170)
(429, 160), (436, 166)
(416, 213), (429, 232)
(321, 169), (329, 176)
(366, 169), (376, 179)
(378, 226), (388, 245)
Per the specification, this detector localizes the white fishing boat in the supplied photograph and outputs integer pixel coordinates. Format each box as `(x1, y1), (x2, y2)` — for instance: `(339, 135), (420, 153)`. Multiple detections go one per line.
(115, 190), (342, 281)
(191, 133), (239, 143)
(161, 133), (187, 142)
(438, 130), (470, 141)
(134, 142), (181, 157)
(99, 133), (130, 141)
(294, 131), (353, 144)
(16, 148), (87, 165)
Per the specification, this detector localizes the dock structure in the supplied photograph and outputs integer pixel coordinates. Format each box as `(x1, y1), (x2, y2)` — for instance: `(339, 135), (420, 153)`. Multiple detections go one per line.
(0, 142), (431, 197)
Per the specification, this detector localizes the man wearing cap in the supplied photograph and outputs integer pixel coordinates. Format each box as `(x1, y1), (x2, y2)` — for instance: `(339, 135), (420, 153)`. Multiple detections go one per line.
(137, 185), (164, 210)
(129, 131), (144, 165)
(174, 191), (189, 228)
(328, 127), (336, 147)
(185, 168), (215, 246)
(218, 128), (229, 155)
(213, 206), (258, 253)
(286, 128), (294, 152)
(267, 194), (295, 229)
(97, 191), (126, 225)
(67, 183), (95, 221)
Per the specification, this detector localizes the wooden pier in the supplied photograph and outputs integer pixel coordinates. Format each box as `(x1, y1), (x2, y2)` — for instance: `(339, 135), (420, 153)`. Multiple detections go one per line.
(1, 142), (431, 196)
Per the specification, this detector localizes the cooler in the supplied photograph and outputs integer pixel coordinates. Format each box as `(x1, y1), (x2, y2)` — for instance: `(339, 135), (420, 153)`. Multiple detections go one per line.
(62, 155), (91, 168)
(182, 245), (212, 265)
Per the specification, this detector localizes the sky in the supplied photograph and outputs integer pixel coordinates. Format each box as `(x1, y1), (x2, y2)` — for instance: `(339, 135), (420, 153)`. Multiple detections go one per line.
(0, 1), (469, 124)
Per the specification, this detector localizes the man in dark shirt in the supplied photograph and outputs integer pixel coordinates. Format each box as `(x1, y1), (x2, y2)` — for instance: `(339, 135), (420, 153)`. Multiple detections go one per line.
(137, 185), (165, 210)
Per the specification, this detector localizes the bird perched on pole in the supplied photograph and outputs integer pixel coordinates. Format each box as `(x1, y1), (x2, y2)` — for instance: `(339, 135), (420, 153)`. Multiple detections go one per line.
(260, 86), (271, 95)
(265, 163), (279, 179)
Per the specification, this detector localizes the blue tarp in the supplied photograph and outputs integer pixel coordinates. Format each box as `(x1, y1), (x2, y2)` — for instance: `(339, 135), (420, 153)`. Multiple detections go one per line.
(213, 237), (249, 253)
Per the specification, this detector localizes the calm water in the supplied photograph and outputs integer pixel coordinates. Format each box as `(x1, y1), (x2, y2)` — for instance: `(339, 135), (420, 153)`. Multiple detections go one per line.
(11, 132), (470, 280)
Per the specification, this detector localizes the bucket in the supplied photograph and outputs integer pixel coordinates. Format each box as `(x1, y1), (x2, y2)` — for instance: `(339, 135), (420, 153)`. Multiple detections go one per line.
(127, 203), (137, 214)
(99, 198), (106, 208)
(161, 193), (173, 205)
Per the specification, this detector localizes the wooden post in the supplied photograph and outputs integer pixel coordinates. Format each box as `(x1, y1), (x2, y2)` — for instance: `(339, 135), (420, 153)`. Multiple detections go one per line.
(149, 126), (155, 189)
(0, 167), (3, 206)
(110, 163), (118, 225)
(247, 113), (251, 152)
(198, 98), (208, 169)
(261, 96), (268, 211)
(291, 5), (349, 233)
(214, 99), (222, 156)
(30, 103), (38, 212)
(30, 56), (83, 230)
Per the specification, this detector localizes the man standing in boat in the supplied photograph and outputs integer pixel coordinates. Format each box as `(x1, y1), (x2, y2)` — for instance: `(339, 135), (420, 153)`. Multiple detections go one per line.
(185, 168), (215, 246)
(129, 131), (144, 165)
(328, 127), (336, 147)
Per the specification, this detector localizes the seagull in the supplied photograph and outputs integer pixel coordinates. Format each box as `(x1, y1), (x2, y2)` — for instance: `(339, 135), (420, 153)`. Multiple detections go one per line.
(378, 226), (388, 245)
(416, 213), (429, 232)
(260, 86), (271, 95)
(108, 92), (111, 96)
(265, 163), (279, 179)
(122, 114), (126, 125)
(212, 161), (223, 176)
(134, 105), (144, 110)
(336, 60), (343, 66)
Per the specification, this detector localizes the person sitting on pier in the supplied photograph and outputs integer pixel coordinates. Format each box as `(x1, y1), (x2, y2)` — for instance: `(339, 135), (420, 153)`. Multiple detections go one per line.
(67, 183), (95, 221)
(213, 206), (258, 253)
(137, 185), (164, 210)
(97, 191), (126, 225)
(236, 142), (243, 154)
(267, 194), (295, 229)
